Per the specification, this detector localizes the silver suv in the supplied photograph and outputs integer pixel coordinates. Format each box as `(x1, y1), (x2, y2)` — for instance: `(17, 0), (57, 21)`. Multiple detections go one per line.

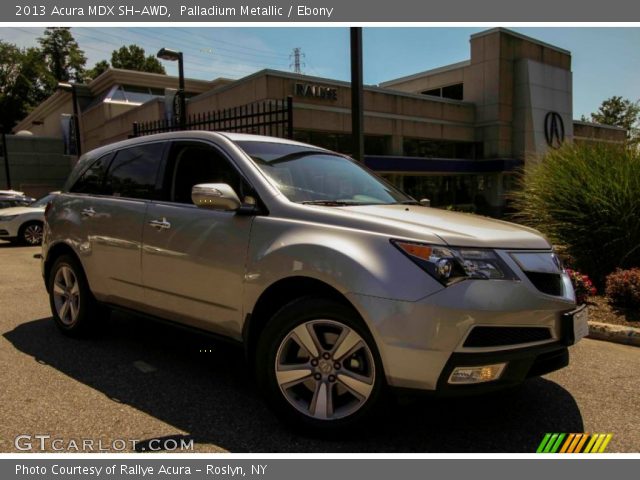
(42, 132), (586, 432)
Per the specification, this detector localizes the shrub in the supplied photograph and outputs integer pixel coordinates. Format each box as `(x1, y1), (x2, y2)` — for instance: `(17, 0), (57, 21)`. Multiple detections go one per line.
(565, 268), (597, 304)
(511, 142), (640, 286)
(605, 268), (640, 308)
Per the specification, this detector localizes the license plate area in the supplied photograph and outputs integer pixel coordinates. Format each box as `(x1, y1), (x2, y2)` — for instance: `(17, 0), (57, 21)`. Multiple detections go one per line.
(562, 304), (589, 345)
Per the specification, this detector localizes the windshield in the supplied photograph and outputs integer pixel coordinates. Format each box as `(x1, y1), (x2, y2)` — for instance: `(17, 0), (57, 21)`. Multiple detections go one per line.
(31, 193), (56, 208)
(236, 141), (414, 206)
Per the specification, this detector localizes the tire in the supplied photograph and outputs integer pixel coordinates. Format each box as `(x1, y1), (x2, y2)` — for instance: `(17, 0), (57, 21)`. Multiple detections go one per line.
(19, 221), (43, 246)
(48, 254), (105, 336)
(256, 296), (385, 434)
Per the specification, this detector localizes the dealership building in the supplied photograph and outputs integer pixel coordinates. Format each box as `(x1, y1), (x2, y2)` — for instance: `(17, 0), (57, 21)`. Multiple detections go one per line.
(11, 28), (625, 214)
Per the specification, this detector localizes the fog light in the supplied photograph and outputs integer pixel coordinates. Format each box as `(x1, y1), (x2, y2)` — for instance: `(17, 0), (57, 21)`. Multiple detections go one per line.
(448, 363), (506, 384)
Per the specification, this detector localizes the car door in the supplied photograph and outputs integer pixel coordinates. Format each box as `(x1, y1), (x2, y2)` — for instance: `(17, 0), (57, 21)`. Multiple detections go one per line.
(141, 140), (255, 339)
(77, 142), (166, 309)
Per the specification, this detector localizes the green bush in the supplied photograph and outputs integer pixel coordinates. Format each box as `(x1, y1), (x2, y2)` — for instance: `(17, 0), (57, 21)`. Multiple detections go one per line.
(511, 143), (640, 286)
(605, 268), (640, 309)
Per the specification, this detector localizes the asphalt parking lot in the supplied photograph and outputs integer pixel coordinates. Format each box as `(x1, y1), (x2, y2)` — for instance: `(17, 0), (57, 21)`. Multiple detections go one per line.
(0, 242), (638, 453)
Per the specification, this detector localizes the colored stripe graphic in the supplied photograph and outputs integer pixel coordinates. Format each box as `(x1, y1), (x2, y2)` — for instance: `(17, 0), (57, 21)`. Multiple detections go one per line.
(536, 433), (612, 453)
(584, 434), (598, 453)
(590, 434), (606, 453)
(598, 434), (613, 453)
(536, 433), (552, 453)
(567, 434), (583, 453)
(550, 433), (566, 453)
(544, 433), (559, 453)
(559, 433), (575, 453)
(575, 433), (590, 453)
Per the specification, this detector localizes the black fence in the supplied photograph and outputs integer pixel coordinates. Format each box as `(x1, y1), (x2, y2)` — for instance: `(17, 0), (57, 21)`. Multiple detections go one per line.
(132, 96), (293, 139)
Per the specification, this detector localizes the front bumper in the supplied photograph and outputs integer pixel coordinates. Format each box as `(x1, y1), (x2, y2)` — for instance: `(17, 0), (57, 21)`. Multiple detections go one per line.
(0, 221), (18, 238)
(346, 277), (579, 392)
(433, 342), (568, 396)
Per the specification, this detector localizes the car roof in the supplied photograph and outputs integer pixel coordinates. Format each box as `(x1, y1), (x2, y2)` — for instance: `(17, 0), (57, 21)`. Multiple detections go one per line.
(0, 194), (31, 200)
(0, 190), (25, 197)
(82, 131), (330, 161)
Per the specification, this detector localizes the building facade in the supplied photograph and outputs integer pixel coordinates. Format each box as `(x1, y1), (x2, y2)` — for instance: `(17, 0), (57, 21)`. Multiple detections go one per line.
(13, 28), (625, 214)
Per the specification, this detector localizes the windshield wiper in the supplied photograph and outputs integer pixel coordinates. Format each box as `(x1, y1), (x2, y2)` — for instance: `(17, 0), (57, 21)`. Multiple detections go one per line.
(300, 200), (360, 206)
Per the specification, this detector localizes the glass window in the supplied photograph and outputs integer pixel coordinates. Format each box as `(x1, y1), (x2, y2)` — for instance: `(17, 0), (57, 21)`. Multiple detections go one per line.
(166, 142), (248, 204)
(70, 154), (112, 194)
(104, 143), (164, 200)
(420, 83), (464, 100)
(403, 138), (479, 159)
(421, 88), (442, 97)
(237, 141), (413, 205)
(30, 193), (57, 208)
(293, 131), (391, 156)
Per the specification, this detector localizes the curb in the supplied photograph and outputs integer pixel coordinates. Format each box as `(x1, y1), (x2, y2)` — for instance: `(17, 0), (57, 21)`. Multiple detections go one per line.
(587, 321), (640, 347)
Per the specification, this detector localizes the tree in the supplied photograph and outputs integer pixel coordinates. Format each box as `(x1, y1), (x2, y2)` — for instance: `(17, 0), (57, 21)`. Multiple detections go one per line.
(37, 27), (87, 83)
(86, 60), (110, 80)
(110, 45), (166, 74)
(0, 41), (51, 133)
(586, 96), (640, 145)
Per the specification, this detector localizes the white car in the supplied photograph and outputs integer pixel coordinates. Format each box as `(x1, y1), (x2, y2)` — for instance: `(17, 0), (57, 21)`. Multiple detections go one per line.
(0, 193), (57, 245)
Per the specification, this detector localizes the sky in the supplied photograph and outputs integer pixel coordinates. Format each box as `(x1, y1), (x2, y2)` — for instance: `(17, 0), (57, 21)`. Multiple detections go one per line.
(1, 26), (639, 119)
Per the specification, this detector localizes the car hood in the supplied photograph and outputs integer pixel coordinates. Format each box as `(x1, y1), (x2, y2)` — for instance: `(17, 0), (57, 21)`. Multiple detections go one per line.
(336, 204), (551, 249)
(0, 206), (43, 216)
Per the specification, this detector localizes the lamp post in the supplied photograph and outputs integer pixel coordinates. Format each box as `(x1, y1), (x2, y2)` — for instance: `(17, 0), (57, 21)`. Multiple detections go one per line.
(350, 27), (364, 162)
(157, 48), (186, 129)
(57, 82), (82, 156)
(0, 125), (11, 190)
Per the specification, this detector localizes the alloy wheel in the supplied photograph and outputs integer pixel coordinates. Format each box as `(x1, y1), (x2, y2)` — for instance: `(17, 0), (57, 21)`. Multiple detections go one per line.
(23, 224), (43, 245)
(275, 319), (375, 421)
(52, 265), (81, 326)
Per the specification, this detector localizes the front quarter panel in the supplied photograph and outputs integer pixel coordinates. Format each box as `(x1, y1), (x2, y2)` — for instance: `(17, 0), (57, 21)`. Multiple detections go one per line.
(244, 216), (445, 312)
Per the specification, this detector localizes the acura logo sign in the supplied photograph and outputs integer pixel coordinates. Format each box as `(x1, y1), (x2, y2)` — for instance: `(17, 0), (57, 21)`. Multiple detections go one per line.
(544, 111), (565, 148)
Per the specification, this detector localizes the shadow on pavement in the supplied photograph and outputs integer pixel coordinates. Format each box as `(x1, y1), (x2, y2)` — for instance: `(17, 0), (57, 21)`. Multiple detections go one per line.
(4, 312), (584, 452)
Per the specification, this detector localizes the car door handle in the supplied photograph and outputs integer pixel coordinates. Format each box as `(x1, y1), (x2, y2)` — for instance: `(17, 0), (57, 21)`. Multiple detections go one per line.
(148, 217), (171, 230)
(81, 208), (96, 217)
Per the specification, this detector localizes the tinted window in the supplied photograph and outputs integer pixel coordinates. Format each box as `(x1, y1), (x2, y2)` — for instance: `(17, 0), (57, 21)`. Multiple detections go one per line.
(30, 194), (57, 208)
(104, 143), (164, 199)
(167, 142), (248, 204)
(237, 141), (413, 205)
(70, 154), (111, 194)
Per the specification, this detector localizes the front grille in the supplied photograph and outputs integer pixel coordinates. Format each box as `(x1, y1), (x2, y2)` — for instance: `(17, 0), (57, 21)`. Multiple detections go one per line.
(0, 229), (9, 235)
(524, 271), (563, 296)
(464, 326), (553, 348)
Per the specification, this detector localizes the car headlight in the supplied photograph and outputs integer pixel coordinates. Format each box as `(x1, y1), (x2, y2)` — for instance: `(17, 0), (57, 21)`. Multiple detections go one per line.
(391, 239), (518, 285)
(0, 215), (18, 222)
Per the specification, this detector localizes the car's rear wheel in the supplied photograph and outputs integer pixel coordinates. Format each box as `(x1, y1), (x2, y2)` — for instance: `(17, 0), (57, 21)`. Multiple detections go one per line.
(256, 297), (385, 433)
(48, 254), (104, 336)
(19, 221), (43, 245)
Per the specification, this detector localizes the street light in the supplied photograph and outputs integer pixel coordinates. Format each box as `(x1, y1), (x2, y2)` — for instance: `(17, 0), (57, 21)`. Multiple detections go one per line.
(157, 48), (186, 129)
(0, 124), (11, 189)
(57, 82), (82, 156)
(350, 28), (364, 162)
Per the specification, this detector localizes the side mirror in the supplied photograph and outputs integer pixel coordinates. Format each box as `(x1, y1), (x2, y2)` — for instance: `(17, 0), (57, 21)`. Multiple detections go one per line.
(191, 183), (242, 211)
(419, 198), (431, 207)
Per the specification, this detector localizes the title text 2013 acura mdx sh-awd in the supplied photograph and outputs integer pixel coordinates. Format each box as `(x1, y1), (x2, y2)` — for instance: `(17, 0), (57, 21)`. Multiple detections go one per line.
(42, 132), (587, 431)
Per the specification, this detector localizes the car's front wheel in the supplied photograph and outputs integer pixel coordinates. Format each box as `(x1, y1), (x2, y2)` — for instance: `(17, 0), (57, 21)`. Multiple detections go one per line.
(19, 221), (43, 245)
(256, 297), (385, 433)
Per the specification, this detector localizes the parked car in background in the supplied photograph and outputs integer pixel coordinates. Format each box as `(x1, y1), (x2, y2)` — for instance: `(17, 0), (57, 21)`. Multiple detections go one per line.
(0, 193), (57, 245)
(0, 193), (35, 210)
(42, 132), (585, 433)
(0, 190), (27, 197)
